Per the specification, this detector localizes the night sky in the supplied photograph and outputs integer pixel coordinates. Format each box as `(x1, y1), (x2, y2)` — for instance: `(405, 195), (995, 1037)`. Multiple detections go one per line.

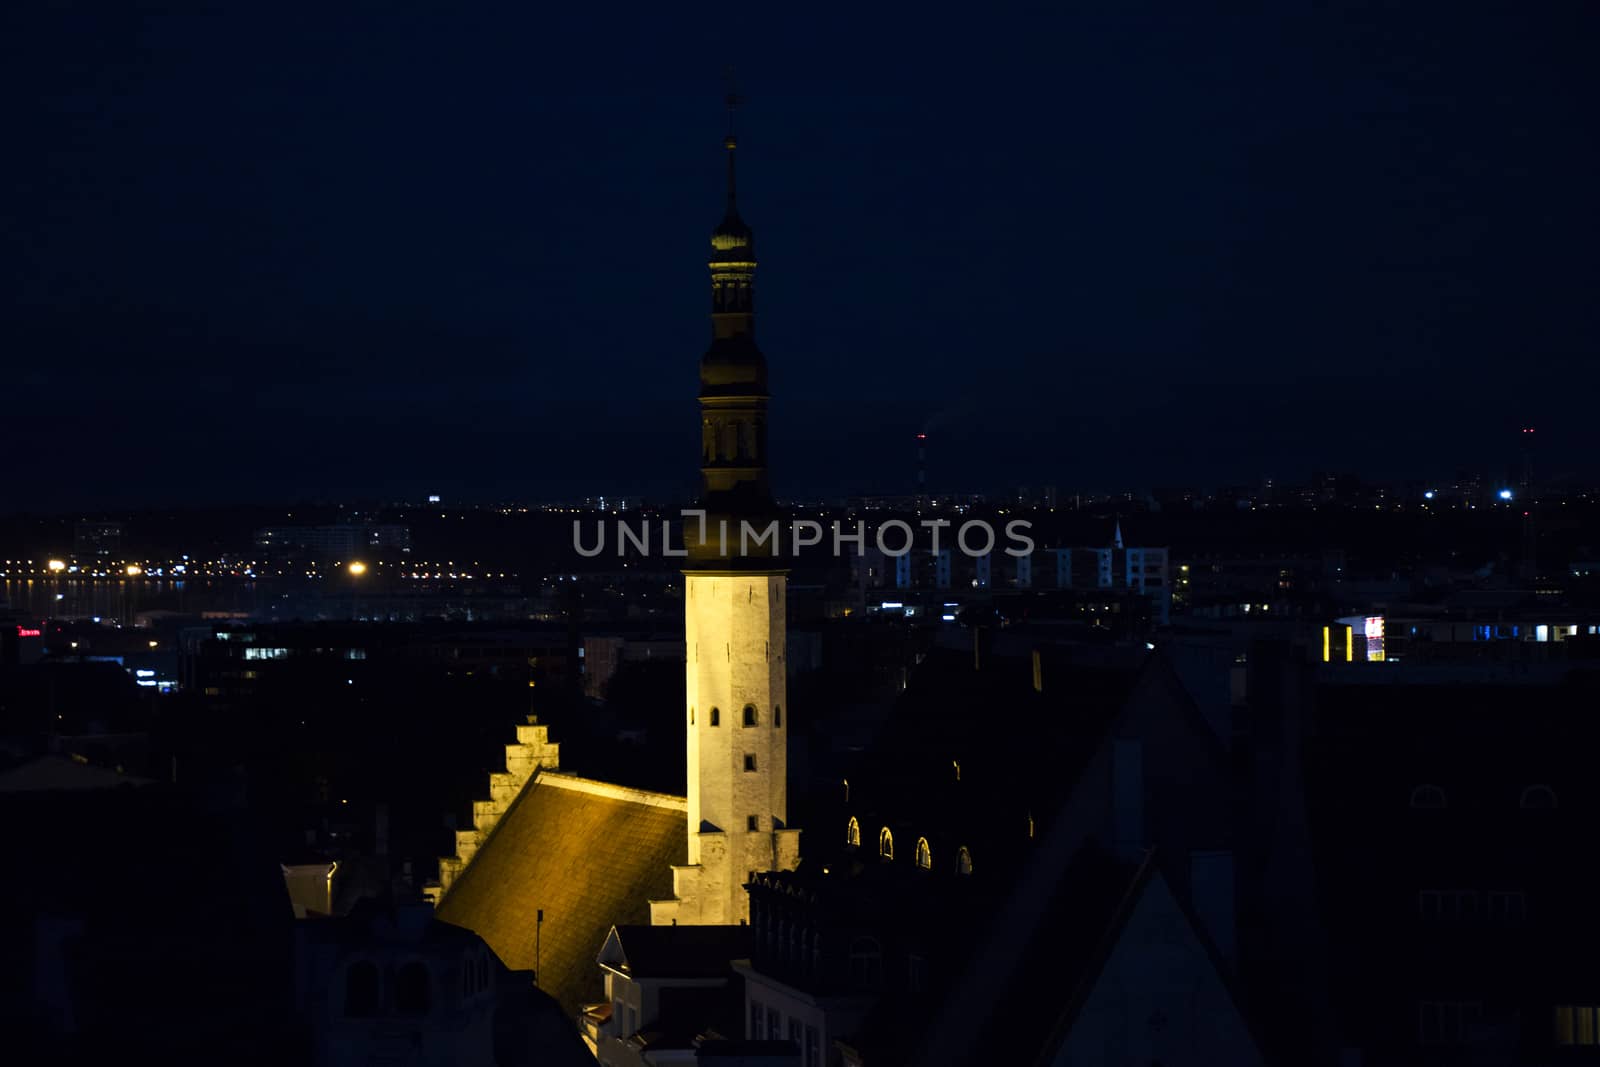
(4, 4), (1596, 510)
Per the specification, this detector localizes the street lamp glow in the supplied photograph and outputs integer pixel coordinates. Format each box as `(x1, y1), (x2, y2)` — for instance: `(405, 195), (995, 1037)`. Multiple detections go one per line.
(47, 559), (65, 573)
(125, 564), (142, 576)
(1498, 489), (1514, 501)
(348, 561), (368, 576)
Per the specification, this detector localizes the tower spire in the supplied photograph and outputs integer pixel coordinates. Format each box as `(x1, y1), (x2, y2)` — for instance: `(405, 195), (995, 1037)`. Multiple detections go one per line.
(724, 68), (741, 214)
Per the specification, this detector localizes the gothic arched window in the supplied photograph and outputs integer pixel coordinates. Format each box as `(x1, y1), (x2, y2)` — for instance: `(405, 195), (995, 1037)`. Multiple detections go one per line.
(915, 837), (932, 870)
(957, 847), (973, 876)
(878, 827), (894, 861)
(344, 960), (380, 1017)
(743, 705), (758, 727)
(846, 816), (860, 848)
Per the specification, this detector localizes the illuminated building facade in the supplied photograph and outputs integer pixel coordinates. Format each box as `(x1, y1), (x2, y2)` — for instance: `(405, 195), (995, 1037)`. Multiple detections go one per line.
(652, 103), (800, 926)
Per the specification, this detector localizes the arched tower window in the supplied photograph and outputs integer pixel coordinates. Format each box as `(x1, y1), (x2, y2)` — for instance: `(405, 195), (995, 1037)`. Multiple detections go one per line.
(689, 706), (695, 725)
(846, 816), (860, 848)
(1521, 785), (1558, 809)
(1410, 784), (1448, 809)
(774, 705), (782, 727)
(915, 837), (932, 870)
(878, 827), (894, 860)
(396, 961), (431, 1017)
(344, 960), (380, 1017)
(743, 705), (758, 726)
(1026, 811), (1036, 839)
(957, 847), (973, 875)
(710, 707), (720, 727)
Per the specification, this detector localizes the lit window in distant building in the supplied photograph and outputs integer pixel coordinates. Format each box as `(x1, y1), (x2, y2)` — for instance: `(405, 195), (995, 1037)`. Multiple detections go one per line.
(879, 827), (894, 860)
(1555, 1005), (1600, 1045)
(957, 847), (973, 875)
(1521, 785), (1558, 809)
(846, 816), (860, 848)
(915, 837), (932, 870)
(1410, 785), (1448, 809)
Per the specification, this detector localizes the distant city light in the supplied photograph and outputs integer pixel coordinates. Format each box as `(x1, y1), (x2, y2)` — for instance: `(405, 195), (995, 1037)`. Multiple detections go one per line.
(1498, 489), (1514, 501)
(1423, 490), (1435, 500)
(348, 561), (368, 576)
(47, 559), (65, 573)
(125, 564), (142, 576)
(427, 494), (442, 504)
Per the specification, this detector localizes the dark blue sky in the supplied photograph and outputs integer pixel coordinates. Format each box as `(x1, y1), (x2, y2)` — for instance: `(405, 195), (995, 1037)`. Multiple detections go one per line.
(3, 3), (1595, 509)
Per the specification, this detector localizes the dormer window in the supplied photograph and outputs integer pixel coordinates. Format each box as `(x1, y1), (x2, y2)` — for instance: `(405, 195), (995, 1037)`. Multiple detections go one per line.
(1410, 785), (1448, 809)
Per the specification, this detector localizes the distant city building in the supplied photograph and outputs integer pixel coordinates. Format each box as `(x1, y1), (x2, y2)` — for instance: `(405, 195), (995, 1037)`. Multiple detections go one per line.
(254, 522), (411, 560)
(73, 521), (122, 557)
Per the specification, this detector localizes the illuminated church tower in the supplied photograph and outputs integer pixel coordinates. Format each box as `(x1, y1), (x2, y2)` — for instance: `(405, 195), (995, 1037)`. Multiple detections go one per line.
(651, 96), (800, 927)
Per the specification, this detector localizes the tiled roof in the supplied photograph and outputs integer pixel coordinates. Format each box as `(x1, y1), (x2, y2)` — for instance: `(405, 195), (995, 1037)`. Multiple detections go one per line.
(435, 773), (687, 1016)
